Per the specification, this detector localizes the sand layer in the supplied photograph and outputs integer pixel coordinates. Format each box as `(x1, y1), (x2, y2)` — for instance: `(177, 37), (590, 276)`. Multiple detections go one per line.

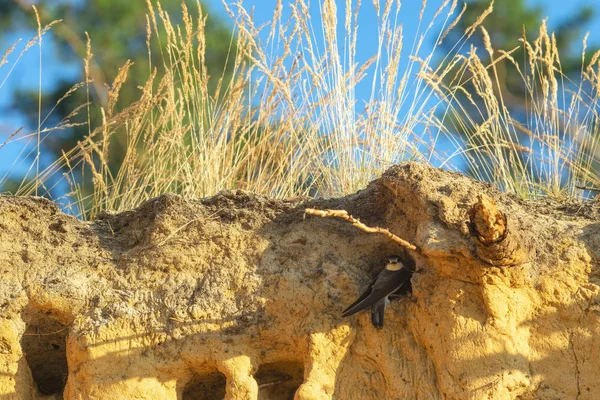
(1, 163), (599, 399)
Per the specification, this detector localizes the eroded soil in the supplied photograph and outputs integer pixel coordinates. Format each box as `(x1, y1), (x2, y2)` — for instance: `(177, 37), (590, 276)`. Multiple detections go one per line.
(1, 163), (599, 399)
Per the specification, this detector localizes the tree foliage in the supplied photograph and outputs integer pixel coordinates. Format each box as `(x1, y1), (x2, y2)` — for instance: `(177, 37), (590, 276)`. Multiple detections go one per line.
(0, 0), (234, 169)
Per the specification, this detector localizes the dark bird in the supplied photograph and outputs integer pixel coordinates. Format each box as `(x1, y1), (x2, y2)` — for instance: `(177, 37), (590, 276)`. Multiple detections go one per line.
(342, 255), (412, 328)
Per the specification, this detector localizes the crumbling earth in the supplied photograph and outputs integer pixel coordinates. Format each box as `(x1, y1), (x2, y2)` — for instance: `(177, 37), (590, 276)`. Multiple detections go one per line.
(0, 163), (599, 399)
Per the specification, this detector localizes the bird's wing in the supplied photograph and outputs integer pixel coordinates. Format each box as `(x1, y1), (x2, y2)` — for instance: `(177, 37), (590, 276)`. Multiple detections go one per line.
(342, 266), (411, 318)
(389, 279), (412, 298)
(340, 280), (376, 316)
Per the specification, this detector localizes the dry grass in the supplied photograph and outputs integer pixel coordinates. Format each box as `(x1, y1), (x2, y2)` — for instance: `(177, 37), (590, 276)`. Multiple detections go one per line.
(424, 17), (600, 199)
(0, 16), (68, 196)
(42, 0), (454, 219)
(2, 0), (600, 219)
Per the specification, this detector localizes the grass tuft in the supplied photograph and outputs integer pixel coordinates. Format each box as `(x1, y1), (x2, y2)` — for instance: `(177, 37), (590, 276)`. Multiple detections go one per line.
(2, 0), (600, 218)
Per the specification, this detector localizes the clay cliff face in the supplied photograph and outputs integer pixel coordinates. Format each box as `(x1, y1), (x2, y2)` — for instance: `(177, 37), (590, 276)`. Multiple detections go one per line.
(0, 163), (599, 400)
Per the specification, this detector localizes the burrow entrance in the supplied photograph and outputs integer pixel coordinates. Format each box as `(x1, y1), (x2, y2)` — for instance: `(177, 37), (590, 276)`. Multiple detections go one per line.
(256, 361), (304, 400)
(20, 308), (69, 396)
(182, 370), (227, 399)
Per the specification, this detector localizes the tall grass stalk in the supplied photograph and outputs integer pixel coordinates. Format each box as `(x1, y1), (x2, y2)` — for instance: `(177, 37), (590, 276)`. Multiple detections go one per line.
(3, 0), (600, 219)
(44, 0), (459, 218)
(0, 17), (71, 197)
(425, 19), (600, 199)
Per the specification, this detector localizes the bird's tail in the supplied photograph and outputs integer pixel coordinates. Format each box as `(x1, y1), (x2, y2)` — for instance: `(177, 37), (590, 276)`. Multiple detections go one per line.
(370, 299), (388, 328)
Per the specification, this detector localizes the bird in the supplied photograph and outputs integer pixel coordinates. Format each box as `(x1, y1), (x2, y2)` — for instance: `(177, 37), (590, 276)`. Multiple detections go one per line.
(342, 255), (412, 328)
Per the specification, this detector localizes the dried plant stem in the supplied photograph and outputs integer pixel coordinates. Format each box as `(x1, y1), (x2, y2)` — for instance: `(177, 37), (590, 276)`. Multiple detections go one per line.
(304, 208), (419, 252)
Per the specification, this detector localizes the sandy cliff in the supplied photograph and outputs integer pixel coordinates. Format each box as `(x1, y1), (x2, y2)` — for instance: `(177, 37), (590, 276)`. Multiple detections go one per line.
(0, 163), (599, 399)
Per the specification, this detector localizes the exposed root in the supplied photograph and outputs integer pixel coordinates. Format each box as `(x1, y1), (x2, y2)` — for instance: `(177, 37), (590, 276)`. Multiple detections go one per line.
(304, 208), (419, 252)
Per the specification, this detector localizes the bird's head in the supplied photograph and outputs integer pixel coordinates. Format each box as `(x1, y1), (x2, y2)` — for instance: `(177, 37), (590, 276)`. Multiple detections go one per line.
(388, 255), (401, 264)
(385, 255), (403, 271)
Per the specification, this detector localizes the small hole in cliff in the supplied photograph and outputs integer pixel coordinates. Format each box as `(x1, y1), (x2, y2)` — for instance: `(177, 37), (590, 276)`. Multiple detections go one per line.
(20, 309), (69, 395)
(182, 371), (226, 400)
(256, 361), (304, 400)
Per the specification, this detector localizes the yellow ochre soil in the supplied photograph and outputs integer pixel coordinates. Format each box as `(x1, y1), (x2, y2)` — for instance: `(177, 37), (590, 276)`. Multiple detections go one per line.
(0, 163), (599, 399)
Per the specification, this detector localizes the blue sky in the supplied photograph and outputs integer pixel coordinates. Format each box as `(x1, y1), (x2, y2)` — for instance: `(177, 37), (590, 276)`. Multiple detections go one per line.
(1, 0), (599, 187)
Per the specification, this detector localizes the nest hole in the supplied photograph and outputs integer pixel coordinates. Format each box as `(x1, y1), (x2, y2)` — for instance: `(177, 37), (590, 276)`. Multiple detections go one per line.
(20, 308), (69, 396)
(182, 370), (227, 400)
(256, 361), (304, 400)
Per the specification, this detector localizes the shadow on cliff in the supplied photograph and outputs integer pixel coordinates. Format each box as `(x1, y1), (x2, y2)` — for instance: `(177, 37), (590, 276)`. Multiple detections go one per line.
(474, 302), (593, 397)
